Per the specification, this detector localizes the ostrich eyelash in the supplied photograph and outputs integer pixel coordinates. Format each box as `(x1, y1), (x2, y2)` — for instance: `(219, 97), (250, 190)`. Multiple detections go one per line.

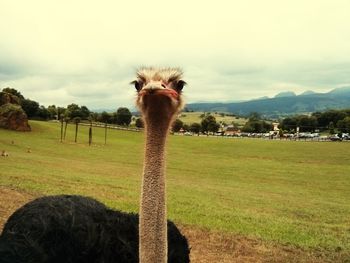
(175, 80), (187, 92)
(130, 80), (143, 91)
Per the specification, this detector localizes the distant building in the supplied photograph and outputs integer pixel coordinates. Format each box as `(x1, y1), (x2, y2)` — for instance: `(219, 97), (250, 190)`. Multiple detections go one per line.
(272, 122), (280, 131)
(224, 125), (241, 136)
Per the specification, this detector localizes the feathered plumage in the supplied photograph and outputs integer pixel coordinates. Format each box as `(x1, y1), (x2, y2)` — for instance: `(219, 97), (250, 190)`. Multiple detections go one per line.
(0, 195), (190, 263)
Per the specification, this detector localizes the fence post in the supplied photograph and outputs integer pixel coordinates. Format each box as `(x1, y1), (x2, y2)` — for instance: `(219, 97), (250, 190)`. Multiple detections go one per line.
(60, 118), (64, 142)
(64, 119), (68, 140)
(75, 123), (78, 142)
(104, 122), (107, 145)
(89, 122), (92, 146)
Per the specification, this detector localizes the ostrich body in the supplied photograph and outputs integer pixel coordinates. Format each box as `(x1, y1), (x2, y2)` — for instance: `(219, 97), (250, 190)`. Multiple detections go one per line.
(0, 67), (190, 263)
(0, 195), (188, 263)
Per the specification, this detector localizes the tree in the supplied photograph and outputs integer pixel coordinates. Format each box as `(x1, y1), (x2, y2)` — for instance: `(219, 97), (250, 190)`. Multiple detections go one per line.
(172, 119), (183, 132)
(47, 105), (58, 119)
(66, 103), (82, 119)
(64, 104), (90, 120)
(89, 112), (99, 122)
(316, 110), (347, 129)
(280, 117), (297, 132)
(329, 121), (335, 134)
(248, 112), (261, 121)
(189, 123), (201, 135)
(110, 112), (118, 124)
(36, 106), (50, 120)
(2, 87), (24, 100)
(80, 106), (91, 119)
(242, 121), (260, 133)
(231, 122), (239, 129)
(337, 117), (350, 133)
(21, 99), (39, 118)
(242, 119), (272, 133)
(279, 129), (284, 137)
(183, 124), (190, 132)
(298, 115), (317, 132)
(201, 115), (218, 134)
(207, 121), (220, 133)
(99, 111), (111, 123)
(115, 107), (132, 126)
(57, 107), (66, 120)
(135, 118), (144, 128)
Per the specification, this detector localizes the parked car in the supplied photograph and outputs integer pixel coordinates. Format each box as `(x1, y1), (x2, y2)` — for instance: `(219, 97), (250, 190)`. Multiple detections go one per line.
(329, 135), (342, 141)
(342, 133), (350, 140)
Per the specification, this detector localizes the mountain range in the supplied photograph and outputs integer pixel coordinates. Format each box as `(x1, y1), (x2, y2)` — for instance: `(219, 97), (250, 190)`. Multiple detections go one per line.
(186, 87), (350, 118)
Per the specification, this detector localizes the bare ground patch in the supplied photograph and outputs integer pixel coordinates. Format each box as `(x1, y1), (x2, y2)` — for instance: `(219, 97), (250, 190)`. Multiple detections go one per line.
(179, 226), (349, 263)
(0, 187), (348, 262)
(0, 186), (36, 232)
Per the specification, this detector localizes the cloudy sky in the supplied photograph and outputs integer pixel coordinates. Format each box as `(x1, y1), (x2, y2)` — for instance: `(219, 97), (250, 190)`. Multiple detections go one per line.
(1, 0), (350, 110)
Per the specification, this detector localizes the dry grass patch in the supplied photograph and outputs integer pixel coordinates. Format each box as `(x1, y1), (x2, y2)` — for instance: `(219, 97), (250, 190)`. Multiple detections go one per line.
(0, 186), (36, 232)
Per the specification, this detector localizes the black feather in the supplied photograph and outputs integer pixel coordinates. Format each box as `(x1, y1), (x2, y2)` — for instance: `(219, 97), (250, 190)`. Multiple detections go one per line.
(0, 195), (190, 263)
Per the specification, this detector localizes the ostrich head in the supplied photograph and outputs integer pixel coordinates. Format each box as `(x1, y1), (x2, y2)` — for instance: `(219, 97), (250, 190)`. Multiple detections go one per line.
(133, 67), (186, 123)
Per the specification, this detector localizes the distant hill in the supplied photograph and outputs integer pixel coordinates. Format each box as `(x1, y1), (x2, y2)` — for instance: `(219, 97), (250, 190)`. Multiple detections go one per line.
(274, 91), (296, 98)
(300, 90), (316, 96)
(187, 87), (350, 118)
(328, 86), (350, 95)
(252, 96), (269, 101)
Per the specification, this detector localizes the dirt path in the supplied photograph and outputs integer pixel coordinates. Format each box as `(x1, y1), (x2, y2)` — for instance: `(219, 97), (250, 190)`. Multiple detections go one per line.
(0, 187), (345, 262)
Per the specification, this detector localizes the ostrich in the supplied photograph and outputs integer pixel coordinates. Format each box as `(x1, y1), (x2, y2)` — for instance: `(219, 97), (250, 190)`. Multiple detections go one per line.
(134, 67), (187, 263)
(0, 67), (190, 263)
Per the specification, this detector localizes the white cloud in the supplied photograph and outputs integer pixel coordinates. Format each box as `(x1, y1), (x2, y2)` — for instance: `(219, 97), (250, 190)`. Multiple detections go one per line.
(1, 0), (350, 109)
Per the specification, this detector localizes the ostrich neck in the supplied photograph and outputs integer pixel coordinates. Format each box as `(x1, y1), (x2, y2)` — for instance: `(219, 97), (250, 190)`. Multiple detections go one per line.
(139, 116), (173, 263)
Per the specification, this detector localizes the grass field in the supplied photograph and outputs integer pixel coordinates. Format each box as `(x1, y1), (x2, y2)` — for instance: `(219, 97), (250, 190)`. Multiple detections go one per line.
(1, 121), (350, 261)
(178, 112), (247, 126)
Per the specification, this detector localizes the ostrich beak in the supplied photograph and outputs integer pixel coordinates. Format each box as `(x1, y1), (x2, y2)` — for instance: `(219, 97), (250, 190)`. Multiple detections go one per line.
(140, 82), (179, 100)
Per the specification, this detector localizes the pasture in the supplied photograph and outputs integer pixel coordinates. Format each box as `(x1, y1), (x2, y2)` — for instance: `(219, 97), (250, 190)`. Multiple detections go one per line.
(0, 121), (349, 262)
(178, 112), (247, 126)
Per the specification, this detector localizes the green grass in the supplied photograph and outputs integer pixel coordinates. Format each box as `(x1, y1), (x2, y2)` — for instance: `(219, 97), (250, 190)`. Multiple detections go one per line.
(1, 121), (350, 253)
(179, 112), (247, 126)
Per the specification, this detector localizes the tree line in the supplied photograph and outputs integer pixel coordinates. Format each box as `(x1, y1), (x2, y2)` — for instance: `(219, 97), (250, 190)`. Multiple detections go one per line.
(2, 87), (229, 135)
(241, 112), (272, 133)
(279, 109), (350, 133)
(2, 88), (132, 126)
(169, 113), (273, 134)
(135, 114), (221, 135)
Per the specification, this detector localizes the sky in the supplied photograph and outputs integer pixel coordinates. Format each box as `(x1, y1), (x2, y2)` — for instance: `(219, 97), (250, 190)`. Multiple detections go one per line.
(1, 0), (350, 110)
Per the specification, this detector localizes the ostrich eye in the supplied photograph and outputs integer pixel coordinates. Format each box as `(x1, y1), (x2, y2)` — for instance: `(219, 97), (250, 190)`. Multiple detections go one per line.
(131, 80), (142, 92)
(175, 80), (186, 92)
